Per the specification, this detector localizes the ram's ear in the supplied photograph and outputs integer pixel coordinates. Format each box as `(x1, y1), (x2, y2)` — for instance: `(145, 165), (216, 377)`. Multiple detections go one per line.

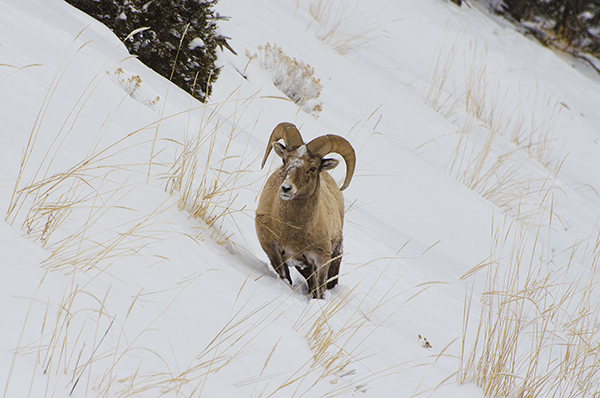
(273, 142), (286, 158)
(320, 158), (339, 171)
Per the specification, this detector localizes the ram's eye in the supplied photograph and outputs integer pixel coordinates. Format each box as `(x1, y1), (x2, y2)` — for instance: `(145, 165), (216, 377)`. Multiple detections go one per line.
(308, 166), (317, 173)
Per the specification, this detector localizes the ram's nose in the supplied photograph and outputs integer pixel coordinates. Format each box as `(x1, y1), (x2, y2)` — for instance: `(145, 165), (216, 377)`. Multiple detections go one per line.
(281, 184), (292, 193)
(280, 183), (295, 200)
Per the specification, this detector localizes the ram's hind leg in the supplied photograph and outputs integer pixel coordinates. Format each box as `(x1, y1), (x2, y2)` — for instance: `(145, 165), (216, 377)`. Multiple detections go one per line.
(327, 238), (343, 290)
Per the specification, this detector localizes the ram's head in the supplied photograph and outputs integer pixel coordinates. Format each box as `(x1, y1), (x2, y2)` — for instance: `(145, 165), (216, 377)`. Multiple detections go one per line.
(261, 123), (356, 201)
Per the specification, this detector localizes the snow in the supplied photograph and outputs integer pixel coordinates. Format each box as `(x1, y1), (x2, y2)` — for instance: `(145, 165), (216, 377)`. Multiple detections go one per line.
(2, 0), (600, 397)
(188, 38), (205, 50)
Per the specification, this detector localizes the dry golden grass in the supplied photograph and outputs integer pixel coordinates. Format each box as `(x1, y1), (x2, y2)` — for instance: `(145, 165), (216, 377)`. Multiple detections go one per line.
(6, 33), (256, 275)
(423, 24), (466, 115)
(4, 35), (187, 279)
(5, 273), (210, 397)
(2, 30), (259, 395)
(426, 35), (562, 167)
(305, 0), (385, 55)
(423, 36), (564, 230)
(0, 61), (42, 85)
(460, 214), (600, 397)
(267, 243), (452, 397)
(6, 110), (189, 272)
(424, 34), (600, 397)
(164, 87), (261, 245)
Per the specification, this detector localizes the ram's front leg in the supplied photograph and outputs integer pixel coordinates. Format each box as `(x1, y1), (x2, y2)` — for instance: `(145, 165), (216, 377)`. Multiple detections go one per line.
(296, 259), (316, 298)
(266, 242), (292, 285)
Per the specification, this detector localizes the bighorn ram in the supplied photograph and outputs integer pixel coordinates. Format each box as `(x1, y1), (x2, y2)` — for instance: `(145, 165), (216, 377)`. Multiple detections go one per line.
(255, 122), (355, 299)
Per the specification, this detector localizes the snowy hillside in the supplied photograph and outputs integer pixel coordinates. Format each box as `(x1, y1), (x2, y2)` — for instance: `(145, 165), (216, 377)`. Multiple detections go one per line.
(2, 0), (600, 397)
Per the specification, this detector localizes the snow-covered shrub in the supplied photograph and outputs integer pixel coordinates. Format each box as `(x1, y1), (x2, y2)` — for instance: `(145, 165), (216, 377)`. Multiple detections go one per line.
(254, 43), (323, 116)
(109, 67), (160, 110)
(64, 0), (224, 102)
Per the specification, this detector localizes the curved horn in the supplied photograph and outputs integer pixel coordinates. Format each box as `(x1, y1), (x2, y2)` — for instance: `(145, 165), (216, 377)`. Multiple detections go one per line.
(261, 122), (304, 169)
(307, 135), (356, 191)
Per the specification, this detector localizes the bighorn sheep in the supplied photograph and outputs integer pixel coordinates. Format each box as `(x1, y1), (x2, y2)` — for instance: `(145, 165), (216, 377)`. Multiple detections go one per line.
(255, 122), (355, 299)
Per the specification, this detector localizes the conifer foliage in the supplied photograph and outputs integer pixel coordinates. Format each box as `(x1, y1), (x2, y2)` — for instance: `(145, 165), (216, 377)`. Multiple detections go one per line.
(496, 0), (600, 71)
(66, 0), (223, 102)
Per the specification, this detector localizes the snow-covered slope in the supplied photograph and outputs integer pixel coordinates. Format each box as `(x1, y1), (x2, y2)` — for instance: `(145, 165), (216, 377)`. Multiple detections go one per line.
(2, 0), (600, 397)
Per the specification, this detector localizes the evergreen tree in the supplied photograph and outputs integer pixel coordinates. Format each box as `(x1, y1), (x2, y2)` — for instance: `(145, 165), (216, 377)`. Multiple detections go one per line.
(65, 0), (225, 102)
(496, 0), (600, 70)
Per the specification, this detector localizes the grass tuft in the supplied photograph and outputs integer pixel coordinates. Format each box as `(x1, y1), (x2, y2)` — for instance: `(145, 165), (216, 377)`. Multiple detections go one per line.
(460, 214), (600, 397)
(305, 0), (385, 55)
(424, 36), (564, 229)
(164, 89), (259, 245)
